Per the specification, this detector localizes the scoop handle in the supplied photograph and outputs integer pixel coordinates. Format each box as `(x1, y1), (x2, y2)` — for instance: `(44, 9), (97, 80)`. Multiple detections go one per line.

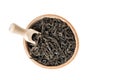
(9, 23), (26, 36)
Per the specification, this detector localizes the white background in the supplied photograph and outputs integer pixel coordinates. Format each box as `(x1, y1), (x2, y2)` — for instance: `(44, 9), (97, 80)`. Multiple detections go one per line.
(0, 0), (120, 80)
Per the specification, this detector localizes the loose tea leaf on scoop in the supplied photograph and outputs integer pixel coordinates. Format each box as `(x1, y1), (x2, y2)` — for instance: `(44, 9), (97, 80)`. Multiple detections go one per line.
(26, 17), (76, 66)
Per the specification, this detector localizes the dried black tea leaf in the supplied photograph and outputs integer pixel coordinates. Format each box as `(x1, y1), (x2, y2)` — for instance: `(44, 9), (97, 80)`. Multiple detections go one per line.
(26, 17), (76, 66)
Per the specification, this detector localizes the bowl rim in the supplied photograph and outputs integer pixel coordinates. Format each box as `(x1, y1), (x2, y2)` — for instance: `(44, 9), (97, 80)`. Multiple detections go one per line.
(23, 14), (79, 69)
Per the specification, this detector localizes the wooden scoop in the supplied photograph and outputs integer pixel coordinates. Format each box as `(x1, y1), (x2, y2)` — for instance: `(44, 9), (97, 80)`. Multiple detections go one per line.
(9, 23), (40, 44)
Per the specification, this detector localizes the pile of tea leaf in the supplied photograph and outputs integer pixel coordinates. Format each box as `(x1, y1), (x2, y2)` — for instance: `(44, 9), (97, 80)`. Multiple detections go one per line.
(26, 17), (76, 66)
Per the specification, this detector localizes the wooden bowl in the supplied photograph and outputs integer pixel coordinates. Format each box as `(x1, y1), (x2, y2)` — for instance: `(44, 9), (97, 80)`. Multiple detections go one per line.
(23, 14), (79, 69)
